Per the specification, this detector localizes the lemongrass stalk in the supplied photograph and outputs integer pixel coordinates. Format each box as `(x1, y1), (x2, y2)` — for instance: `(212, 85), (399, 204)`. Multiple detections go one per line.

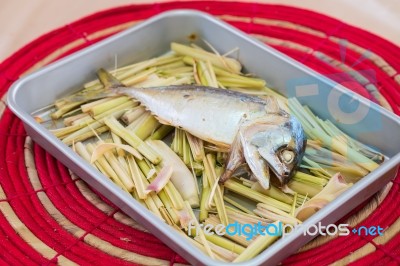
(110, 132), (125, 156)
(255, 204), (302, 225)
(59, 106), (82, 118)
(156, 61), (186, 71)
(205, 216), (250, 247)
(55, 99), (67, 109)
(224, 179), (291, 213)
(80, 98), (110, 113)
(250, 182), (294, 204)
(223, 196), (254, 215)
(64, 113), (89, 126)
(127, 112), (151, 130)
(182, 132), (191, 165)
(122, 68), (157, 86)
(51, 101), (84, 119)
(287, 180), (322, 198)
(172, 42), (241, 73)
(293, 172), (328, 187)
(89, 96), (130, 116)
(199, 186), (210, 222)
(143, 194), (164, 221)
(233, 222), (280, 262)
(204, 234), (245, 254)
(159, 66), (193, 76)
(101, 147), (135, 191)
(186, 132), (205, 162)
(217, 76), (266, 88)
(146, 125), (174, 141)
(121, 106), (146, 125)
(127, 156), (147, 199)
(93, 101), (137, 121)
(71, 115), (94, 126)
(175, 229), (226, 262)
(132, 115), (161, 140)
(104, 116), (160, 164)
(194, 238), (238, 262)
(86, 143), (128, 192)
(184, 201), (215, 259)
(61, 120), (103, 143)
(63, 125), (109, 146)
(204, 154), (229, 226)
(290, 192), (298, 217)
(197, 60), (213, 87)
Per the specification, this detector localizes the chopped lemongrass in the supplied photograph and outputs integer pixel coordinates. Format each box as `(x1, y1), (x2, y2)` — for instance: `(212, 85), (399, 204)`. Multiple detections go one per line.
(146, 125), (174, 141)
(224, 179), (292, 213)
(233, 222), (280, 262)
(204, 154), (229, 226)
(104, 116), (161, 164)
(224, 196), (254, 215)
(90, 142), (143, 163)
(250, 182), (294, 204)
(172, 42), (241, 73)
(121, 106), (146, 125)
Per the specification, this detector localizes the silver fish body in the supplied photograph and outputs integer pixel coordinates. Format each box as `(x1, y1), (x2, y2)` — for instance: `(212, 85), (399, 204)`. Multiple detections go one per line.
(113, 85), (306, 189)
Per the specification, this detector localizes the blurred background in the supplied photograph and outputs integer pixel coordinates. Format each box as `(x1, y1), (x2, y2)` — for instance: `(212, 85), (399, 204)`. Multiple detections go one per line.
(1, 0), (399, 61)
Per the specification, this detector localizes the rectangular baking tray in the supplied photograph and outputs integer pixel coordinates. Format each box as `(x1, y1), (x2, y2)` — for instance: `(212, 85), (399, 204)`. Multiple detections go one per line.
(7, 10), (400, 265)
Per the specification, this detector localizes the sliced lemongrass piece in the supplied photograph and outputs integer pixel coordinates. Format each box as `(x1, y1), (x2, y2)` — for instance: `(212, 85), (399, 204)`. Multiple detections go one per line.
(127, 111), (151, 130)
(104, 116), (160, 164)
(63, 125), (109, 146)
(293, 172), (328, 187)
(224, 179), (291, 213)
(194, 237), (238, 262)
(255, 204), (302, 225)
(93, 101), (137, 121)
(90, 142), (143, 164)
(100, 147), (135, 191)
(205, 216), (250, 247)
(89, 96), (130, 116)
(146, 125), (174, 141)
(51, 101), (85, 119)
(121, 106), (146, 125)
(233, 221), (280, 262)
(199, 186), (210, 222)
(287, 180), (322, 198)
(63, 113), (88, 126)
(223, 196), (254, 215)
(204, 154), (229, 226)
(132, 115), (161, 140)
(203, 234), (245, 255)
(186, 132), (205, 162)
(145, 165), (173, 194)
(86, 143), (128, 192)
(250, 182), (294, 204)
(121, 68), (157, 86)
(184, 201), (215, 259)
(172, 42), (241, 73)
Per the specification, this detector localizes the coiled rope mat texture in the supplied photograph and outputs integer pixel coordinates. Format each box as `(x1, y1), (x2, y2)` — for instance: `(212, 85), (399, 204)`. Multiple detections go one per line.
(0, 2), (399, 265)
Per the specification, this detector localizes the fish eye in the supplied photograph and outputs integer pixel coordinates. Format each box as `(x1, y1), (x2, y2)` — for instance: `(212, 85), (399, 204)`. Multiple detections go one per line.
(279, 148), (295, 164)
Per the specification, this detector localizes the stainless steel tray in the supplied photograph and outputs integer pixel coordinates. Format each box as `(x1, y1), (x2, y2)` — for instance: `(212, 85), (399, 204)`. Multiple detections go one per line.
(7, 10), (400, 265)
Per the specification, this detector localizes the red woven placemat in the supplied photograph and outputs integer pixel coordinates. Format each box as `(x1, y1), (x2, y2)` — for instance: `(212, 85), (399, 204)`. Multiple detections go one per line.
(0, 2), (399, 265)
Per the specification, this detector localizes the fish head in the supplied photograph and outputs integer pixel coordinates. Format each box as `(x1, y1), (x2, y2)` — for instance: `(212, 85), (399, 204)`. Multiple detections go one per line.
(244, 116), (306, 185)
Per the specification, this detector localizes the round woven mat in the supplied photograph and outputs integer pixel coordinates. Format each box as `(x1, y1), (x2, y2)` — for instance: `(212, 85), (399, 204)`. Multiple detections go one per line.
(0, 2), (399, 265)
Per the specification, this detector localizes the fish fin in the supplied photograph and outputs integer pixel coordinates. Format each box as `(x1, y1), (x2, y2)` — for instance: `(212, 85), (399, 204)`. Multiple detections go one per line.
(219, 132), (244, 183)
(97, 68), (126, 88)
(240, 122), (271, 189)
